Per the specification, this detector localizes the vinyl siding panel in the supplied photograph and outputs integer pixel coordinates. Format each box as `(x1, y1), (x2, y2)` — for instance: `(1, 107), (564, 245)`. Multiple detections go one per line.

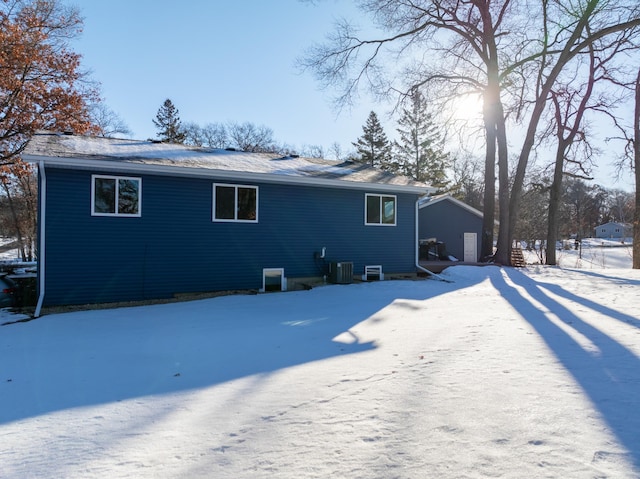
(419, 200), (483, 261)
(42, 167), (420, 306)
(594, 223), (631, 239)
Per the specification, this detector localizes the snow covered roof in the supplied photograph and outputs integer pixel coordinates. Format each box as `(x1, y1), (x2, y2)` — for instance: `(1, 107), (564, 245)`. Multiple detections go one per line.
(595, 222), (632, 229)
(418, 194), (485, 219)
(23, 132), (434, 194)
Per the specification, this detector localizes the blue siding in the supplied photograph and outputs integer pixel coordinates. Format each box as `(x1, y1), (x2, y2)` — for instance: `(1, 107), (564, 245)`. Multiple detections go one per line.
(594, 223), (631, 239)
(418, 200), (483, 261)
(42, 168), (420, 305)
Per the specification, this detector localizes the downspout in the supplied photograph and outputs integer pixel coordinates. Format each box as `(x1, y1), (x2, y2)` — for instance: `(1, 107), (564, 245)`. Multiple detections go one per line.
(415, 196), (453, 283)
(34, 161), (46, 317)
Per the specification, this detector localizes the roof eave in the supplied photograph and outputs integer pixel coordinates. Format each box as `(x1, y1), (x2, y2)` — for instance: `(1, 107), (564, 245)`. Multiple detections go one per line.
(419, 194), (484, 217)
(23, 154), (434, 195)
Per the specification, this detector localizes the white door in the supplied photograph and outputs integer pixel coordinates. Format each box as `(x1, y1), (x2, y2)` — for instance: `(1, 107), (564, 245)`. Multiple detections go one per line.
(463, 233), (477, 262)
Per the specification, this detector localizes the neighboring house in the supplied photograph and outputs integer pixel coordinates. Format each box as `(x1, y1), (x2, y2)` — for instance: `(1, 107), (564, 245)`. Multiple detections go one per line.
(24, 132), (434, 311)
(418, 195), (484, 262)
(594, 222), (632, 239)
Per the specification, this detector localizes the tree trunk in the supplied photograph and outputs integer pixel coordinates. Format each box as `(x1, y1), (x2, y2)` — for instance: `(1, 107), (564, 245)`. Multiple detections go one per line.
(547, 47), (597, 266)
(546, 143), (566, 265)
(494, 100), (511, 265)
(481, 93), (496, 261)
(480, 15), (509, 265)
(503, 0), (600, 264)
(19, 172), (38, 261)
(633, 68), (640, 269)
(1, 180), (26, 260)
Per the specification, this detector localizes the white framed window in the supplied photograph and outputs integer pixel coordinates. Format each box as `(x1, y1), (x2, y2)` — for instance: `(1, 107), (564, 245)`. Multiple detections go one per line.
(365, 193), (396, 226)
(91, 175), (141, 217)
(213, 183), (258, 222)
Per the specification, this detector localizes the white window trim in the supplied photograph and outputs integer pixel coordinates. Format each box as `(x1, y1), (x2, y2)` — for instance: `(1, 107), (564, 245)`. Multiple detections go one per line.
(91, 174), (142, 217)
(260, 268), (286, 293)
(365, 193), (397, 226)
(363, 265), (384, 281)
(212, 183), (259, 223)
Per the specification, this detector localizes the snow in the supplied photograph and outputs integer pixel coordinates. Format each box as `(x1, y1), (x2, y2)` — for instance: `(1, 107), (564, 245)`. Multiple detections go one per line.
(1, 262), (640, 477)
(55, 135), (356, 178)
(522, 238), (633, 269)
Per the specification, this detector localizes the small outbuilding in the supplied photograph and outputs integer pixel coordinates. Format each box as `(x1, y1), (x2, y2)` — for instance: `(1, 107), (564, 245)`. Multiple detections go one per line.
(594, 222), (632, 239)
(418, 195), (484, 263)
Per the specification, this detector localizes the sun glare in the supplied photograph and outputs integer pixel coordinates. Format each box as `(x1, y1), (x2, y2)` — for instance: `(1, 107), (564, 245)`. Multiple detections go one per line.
(449, 93), (484, 124)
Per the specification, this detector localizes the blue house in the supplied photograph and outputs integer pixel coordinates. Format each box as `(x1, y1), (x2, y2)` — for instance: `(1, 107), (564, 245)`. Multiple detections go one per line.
(418, 195), (485, 263)
(24, 132), (434, 313)
(594, 222), (632, 239)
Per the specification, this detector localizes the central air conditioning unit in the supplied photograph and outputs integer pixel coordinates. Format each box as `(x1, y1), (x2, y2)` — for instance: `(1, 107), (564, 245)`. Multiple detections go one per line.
(329, 261), (353, 284)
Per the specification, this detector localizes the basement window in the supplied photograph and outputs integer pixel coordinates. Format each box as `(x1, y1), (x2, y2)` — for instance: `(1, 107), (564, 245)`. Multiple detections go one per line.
(261, 268), (286, 293)
(363, 265), (383, 281)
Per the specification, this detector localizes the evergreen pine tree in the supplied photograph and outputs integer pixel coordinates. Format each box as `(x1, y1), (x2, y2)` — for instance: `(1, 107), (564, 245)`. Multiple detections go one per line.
(394, 89), (450, 189)
(352, 111), (393, 169)
(153, 99), (186, 144)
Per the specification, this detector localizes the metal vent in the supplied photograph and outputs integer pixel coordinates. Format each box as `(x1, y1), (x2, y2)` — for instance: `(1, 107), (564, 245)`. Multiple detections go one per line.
(364, 265), (383, 281)
(329, 261), (353, 284)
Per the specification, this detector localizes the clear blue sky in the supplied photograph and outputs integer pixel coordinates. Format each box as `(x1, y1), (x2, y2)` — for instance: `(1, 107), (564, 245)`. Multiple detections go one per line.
(70, 0), (634, 191)
(71, 0), (377, 157)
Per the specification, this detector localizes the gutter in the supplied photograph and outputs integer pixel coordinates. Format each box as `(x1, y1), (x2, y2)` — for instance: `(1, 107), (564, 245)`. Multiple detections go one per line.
(34, 161), (46, 317)
(415, 196), (453, 283)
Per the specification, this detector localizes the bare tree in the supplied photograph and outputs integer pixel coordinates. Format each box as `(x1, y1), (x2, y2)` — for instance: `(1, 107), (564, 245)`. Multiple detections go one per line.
(513, 178), (551, 264)
(183, 120), (279, 152)
(300, 0), (527, 262)
(184, 122), (228, 149)
(301, 0), (640, 265)
(539, 17), (638, 265)
(503, 0), (640, 265)
(89, 103), (132, 138)
(328, 141), (344, 161)
(201, 123), (228, 149)
(634, 67), (640, 268)
(606, 189), (634, 223)
(545, 43), (597, 265)
(0, 162), (37, 260)
(564, 178), (608, 239)
(449, 154), (485, 212)
(299, 144), (325, 158)
(227, 122), (276, 152)
(182, 122), (205, 146)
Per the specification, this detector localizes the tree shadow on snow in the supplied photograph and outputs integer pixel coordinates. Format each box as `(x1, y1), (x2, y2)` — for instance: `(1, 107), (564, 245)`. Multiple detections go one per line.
(493, 268), (640, 470)
(0, 273), (484, 425)
(563, 267), (640, 288)
(535, 277), (640, 330)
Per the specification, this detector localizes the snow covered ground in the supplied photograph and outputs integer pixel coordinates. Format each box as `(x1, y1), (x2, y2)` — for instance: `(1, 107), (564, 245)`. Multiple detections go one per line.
(1, 251), (639, 477)
(2, 269), (640, 478)
(0, 237), (20, 260)
(522, 238), (633, 270)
